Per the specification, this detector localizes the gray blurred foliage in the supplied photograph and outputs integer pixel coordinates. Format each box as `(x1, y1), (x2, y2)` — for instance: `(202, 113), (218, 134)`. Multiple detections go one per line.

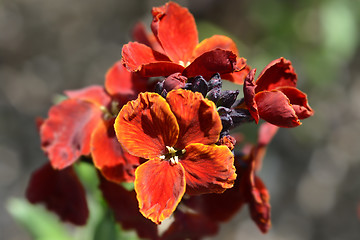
(1, 0), (360, 239)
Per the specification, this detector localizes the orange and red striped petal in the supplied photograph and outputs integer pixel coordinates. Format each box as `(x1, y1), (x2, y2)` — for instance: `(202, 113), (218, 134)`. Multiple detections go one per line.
(121, 42), (184, 77)
(114, 92), (179, 159)
(26, 163), (89, 225)
(91, 119), (140, 183)
(182, 49), (238, 79)
(40, 99), (102, 169)
(166, 89), (222, 150)
(181, 143), (236, 195)
(255, 90), (301, 128)
(105, 61), (148, 103)
(277, 86), (314, 119)
(64, 85), (111, 108)
(255, 57), (297, 93)
(151, 2), (198, 63)
(193, 35), (238, 58)
(134, 158), (186, 224)
(243, 69), (259, 123)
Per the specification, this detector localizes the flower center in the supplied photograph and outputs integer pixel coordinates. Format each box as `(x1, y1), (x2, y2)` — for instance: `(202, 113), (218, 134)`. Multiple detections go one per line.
(178, 60), (191, 68)
(160, 146), (186, 166)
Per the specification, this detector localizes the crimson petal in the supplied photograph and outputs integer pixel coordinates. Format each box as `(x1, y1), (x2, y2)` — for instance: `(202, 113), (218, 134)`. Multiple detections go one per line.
(26, 163), (88, 225)
(64, 85), (111, 108)
(243, 69), (259, 123)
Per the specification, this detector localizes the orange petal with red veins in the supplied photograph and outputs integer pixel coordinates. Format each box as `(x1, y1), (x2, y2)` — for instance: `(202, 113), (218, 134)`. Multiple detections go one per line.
(181, 143), (236, 195)
(255, 90), (301, 128)
(166, 89), (222, 150)
(41, 99), (102, 169)
(151, 2), (198, 63)
(135, 158), (186, 224)
(105, 61), (147, 104)
(222, 58), (251, 85)
(92, 119), (140, 183)
(26, 163), (89, 225)
(121, 42), (184, 77)
(193, 35), (238, 57)
(255, 57), (297, 93)
(277, 86), (314, 119)
(243, 69), (259, 123)
(64, 85), (111, 108)
(183, 49), (238, 79)
(115, 92), (179, 159)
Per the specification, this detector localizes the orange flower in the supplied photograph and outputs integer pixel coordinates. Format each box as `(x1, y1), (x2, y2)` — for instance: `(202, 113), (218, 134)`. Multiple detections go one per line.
(114, 89), (236, 224)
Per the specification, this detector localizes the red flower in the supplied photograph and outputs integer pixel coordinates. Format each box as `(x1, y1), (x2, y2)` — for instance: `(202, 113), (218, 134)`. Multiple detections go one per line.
(114, 89), (236, 224)
(243, 57), (314, 127)
(122, 2), (249, 83)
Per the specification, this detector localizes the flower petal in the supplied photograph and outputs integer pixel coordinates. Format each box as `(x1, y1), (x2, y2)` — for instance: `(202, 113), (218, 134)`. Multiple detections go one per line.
(193, 35), (238, 57)
(99, 175), (158, 239)
(114, 92), (179, 159)
(255, 90), (301, 127)
(135, 158), (186, 224)
(181, 143), (236, 195)
(64, 85), (111, 108)
(182, 49), (238, 79)
(166, 89), (222, 149)
(277, 86), (314, 119)
(131, 22), (164, 54)
(255, 57), (297, 92)
(222, 58), (251, 84)
(41, 99), (102, 169)
(243, 69), (259, 123)
(151, 2), (198, 63)
(105, 61), (148, 104)
(91, 119), (140, 183)
(121, 42), (184, 77)
(26, 163), (89, 225)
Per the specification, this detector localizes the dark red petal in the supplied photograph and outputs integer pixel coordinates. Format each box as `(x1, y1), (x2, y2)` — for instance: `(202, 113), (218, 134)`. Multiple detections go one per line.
(151, 2), (198, 63)
(249, 176), (271, 233)
(105, 61), (148, 104)
(166, 89), (222, 150)
(132, 22), (164, 54)
(40, 99), (102, 169)
(26, 163), (88, 225)
(243, 69), (259, 123)
(98, 174), (158, 239)
(182, 49), (238, 79)
(64, 85), (111, 108)
(135, 158), (186, 224)
(277, 86), (314, 119)
(161, 211), (219, 240)
(114, 92), (179, 159)
(255, 57), (297, 92)
(121, 42), (184, 77)
(91, 119), (140, 183)
(255, 90), (301, 128)
(181, 143), (236, 195)
(193, 35), (238, 57)
(222, 58), (251, 84)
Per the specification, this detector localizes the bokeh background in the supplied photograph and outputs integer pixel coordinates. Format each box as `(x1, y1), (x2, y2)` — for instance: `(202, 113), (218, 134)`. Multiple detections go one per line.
(1, 0), (360, 239)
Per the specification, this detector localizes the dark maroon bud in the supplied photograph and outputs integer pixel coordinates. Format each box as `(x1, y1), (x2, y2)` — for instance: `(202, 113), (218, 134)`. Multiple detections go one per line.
(206, 87), (221, 102)
(217, 90), (239, 108)
(218, 106), (233, 130)
(163, 73), (187, 92)
(190, 75), (208, 97)
(230, 108), (253, 127)
(208, 73), (222, 90)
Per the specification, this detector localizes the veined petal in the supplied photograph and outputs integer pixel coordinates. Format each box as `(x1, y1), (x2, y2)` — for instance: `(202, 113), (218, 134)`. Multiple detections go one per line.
(114, 92), (179, 159)
(181, 143), (236, 195)
(255, 57), (297, 92)
(26, 163), (88, 225)
(277, 86), (314, 119)
(135, 158), (186, 224)
(166, 89), (222, 149)
(122, 42), (184, 77)
(182, 49), (238, 79)
(91, 119), (140, 183)
(243, 69), (259, 123)
(105, 61), (148, 103)
(193, 35), (238, 57)
(40, 99), (102, 169)
(151, 2), (198, 63)
(255, 90), (301, 128)
(222, 58), (250, 85)
(64, 85), (111, 108)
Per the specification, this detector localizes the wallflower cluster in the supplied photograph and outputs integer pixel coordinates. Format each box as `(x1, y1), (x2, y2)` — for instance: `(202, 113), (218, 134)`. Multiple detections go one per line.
(26, 2), (313, 239)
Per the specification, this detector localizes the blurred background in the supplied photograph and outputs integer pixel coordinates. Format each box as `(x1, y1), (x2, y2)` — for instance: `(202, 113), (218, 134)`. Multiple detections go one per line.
(1, 0), (360, 239)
